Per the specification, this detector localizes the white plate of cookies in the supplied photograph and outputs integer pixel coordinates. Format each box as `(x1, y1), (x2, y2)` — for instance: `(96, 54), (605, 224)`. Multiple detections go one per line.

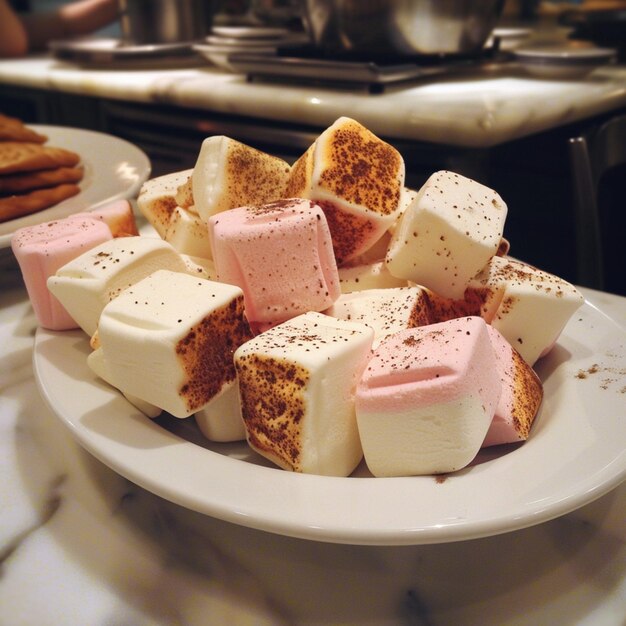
(0, 122), (150, 247)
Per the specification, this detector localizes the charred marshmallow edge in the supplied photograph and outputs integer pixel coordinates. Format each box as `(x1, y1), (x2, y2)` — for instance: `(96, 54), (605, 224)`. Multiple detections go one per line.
(137, 169), (194, 238)
(48, 236), (193, 337)
(483, 325), (543, 447)
(11, 215), (113, 330)
(285, 116), (405, 265)
(235, 311), (374, 477)
(209, 198), (341, 325)
(92, 269), (253, 418)
(355, 316), (501, 477)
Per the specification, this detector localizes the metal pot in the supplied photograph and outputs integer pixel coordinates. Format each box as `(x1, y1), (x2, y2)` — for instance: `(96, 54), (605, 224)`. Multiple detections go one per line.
(303, 0), (506, 57)
(118, 0), (215, 45)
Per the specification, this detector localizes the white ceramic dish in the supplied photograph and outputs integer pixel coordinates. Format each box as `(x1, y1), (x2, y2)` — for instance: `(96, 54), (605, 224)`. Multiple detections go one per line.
(33, 297), (626, 545)
(513, 43), (616, 78)
(0, 125), (150, 248)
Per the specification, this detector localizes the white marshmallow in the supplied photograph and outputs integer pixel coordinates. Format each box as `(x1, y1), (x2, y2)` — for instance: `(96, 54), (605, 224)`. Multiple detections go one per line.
(194, 380), (246, 442)
(48, 236), (191, 337)
(234, 311), (374, 477)
(467, 255), (584, 365)
(88, 347), (161, 418)
(386, 170), (507, 299)
(95, 269), (253, 418)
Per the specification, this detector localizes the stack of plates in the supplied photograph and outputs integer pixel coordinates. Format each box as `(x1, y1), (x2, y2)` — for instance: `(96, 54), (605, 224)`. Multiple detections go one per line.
(512, 41), (617, 78)
(194, 25), (308, 71)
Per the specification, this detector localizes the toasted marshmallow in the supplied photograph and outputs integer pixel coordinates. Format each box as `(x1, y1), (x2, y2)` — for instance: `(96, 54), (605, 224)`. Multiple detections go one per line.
(164, 206), (212, 259)
(338, 260), (407, 293)
(48, 236), (191, 337)
(11, 216), (112, 330)
(175, 173), (194, 209)
(466, 256), (584, 365)
(209, 198), (340, 325)
(192, 136), (291, 223)
(75, 199), (139, 238)
(235, 311), (374, 476)
(326, 286), (436, 346)
(137, 169), (193, 237)
(386, 170), (507, 299)
(285, 117), (405, 265)
(194, 380), (245, 442)
(94, 270), (253, 418)
(483, 326), (543, 447)
(355, 317), (501, 476)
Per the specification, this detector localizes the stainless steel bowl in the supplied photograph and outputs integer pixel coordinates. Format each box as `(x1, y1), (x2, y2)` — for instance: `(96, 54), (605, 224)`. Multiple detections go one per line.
(303, 0), (506, 57)
(118, 0), (215, 45)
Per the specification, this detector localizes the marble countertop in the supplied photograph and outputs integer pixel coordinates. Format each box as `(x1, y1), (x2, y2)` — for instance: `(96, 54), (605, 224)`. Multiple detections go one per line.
(1, 249), (625, 625)
(1, 54), (626, 148)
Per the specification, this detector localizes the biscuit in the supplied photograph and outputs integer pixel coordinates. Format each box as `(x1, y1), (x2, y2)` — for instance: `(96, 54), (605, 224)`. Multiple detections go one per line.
(0, 183), (81, 222)
(0, 113), (47, 143)
(0, 142), (80, 175)
(0, 166), (84, 194)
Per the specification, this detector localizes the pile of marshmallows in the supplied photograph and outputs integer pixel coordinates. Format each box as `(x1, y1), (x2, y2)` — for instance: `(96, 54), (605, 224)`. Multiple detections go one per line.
(12, 117), (584, 478)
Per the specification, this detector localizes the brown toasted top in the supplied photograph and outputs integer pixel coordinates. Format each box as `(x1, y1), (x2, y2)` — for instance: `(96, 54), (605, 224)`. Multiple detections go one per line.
(236, 353), (309, 472)
(176, 295), (253, 413)
(221, 139), (291, 211)
(317, 118), (403, 216)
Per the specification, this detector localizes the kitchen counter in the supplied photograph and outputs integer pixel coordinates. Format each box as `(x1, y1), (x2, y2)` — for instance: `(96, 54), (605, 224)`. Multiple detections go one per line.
(1, 249), (625, 624)
(0, 54), (626, 148)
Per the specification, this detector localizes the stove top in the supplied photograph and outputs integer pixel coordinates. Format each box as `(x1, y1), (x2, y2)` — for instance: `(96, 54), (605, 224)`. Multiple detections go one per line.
(228, 43), (507, 93)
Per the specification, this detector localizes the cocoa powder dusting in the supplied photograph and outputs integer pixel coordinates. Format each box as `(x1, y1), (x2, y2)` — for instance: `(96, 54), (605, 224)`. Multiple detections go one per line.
(175, 296), (253, 412)
(236, 354), (309, 471)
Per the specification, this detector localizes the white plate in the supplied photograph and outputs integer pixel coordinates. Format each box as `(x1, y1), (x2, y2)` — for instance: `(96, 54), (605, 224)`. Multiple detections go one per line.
(0, 125), (151, 248)
(33, 298), (626, 545)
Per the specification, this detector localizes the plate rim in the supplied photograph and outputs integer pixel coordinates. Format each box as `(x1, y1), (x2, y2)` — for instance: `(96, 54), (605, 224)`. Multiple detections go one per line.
(32, 296), (626, 545)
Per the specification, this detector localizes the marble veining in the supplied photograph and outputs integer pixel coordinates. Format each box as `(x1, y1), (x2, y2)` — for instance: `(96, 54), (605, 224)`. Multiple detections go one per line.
(0, 56), (626, 148)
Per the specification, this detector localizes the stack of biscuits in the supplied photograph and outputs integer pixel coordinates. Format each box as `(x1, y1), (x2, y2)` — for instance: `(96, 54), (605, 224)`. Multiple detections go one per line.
(0, 113), (83, 223)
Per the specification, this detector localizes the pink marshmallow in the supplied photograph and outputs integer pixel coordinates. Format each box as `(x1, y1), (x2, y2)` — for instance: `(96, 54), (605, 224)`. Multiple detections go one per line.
(74, 199), (139, 238)
(355, 316), (502, 476)
(483, 326), (543, 447)
(209, 198), (340, 325)
(11, 216), (113, 330)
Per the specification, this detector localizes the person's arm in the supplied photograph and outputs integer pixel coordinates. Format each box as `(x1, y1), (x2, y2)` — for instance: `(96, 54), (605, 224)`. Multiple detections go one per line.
(0, 0), (29, 57)
(20, 0), (119, 52)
